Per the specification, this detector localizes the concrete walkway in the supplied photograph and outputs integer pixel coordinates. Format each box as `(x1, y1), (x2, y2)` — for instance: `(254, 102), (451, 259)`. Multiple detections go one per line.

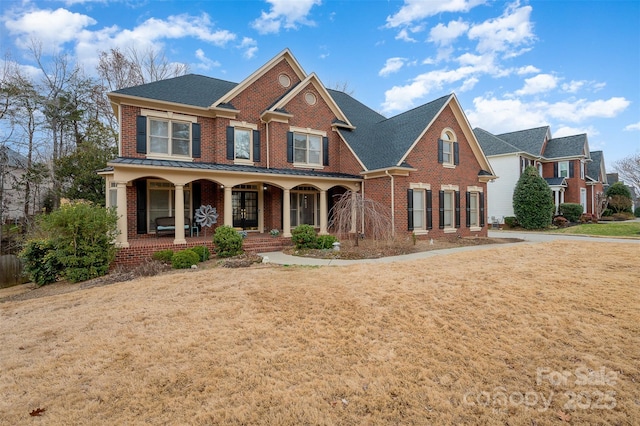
(259, 230), (639, 266)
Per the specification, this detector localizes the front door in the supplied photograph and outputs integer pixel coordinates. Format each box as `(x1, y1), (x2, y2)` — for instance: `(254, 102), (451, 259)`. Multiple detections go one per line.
(232, 191), (258, 229)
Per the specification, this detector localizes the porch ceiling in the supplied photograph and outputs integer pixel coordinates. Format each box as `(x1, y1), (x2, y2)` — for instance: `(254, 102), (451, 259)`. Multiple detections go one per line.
(106, 157), (362, 191)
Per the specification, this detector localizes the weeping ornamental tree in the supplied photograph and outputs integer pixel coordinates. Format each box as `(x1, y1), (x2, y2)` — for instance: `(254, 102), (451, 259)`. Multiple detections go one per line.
(513, 166), (554, 229)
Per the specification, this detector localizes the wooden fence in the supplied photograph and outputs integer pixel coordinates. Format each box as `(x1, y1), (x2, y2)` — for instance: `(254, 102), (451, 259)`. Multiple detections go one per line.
(0, 254), (23, 288)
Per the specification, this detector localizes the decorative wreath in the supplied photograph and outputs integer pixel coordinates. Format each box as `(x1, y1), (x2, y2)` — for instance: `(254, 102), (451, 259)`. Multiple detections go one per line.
(194, 205), (218, 236)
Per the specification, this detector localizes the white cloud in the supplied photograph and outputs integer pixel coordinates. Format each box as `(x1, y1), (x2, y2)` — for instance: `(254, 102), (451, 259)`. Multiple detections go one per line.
(386, 0), (485, 28)
(459, 77), (479, 92)
(251, 0), (321, 34)
(516, 65), (540, 75)
(466, 95), (631, 134)
(562, 80), (585, 94)
(238, 37), (258, 59)
(5, 8), (97, 51)
(379, 57), (407, 77)
(194, 48), (221, 71)
(553, 125), (599, 138)
(624, 122), (640, 131)
(468, 4), (534, 55)
(429, 19), (469, 45)
(515, 73), (558, 95)
(395, 28), (417, 42)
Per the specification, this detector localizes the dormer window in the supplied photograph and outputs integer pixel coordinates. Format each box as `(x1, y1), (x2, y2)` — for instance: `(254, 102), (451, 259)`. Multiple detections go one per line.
(438, 129), (459, 167)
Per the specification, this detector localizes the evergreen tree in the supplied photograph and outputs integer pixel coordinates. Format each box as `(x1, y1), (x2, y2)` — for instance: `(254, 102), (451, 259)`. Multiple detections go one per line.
(513, 166), (554, 229)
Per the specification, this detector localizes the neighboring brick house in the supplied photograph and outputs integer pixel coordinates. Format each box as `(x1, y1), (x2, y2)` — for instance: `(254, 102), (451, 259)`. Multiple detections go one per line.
(102, 49), (496, 249)
(475, 126), (600, 222)
(586, 151), (608, 217)
(0, 145), (28, 222)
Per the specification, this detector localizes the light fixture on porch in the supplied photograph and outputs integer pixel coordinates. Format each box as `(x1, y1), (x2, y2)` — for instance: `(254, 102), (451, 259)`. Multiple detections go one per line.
(263, 185), (268, 191)
(220, 184), (224, 189)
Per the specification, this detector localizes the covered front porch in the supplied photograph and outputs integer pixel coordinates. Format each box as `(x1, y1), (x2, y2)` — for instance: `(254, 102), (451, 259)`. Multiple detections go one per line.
(101, 158), (361, 249)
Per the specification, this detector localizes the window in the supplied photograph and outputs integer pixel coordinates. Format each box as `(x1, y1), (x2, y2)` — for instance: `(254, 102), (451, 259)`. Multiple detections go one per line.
(413, 190), (425, 230)
(294, 133), (322, 165)
(558, 161), (570, 178)
(469, 193), (479, 227)
(148, 181), (191, 232)
(108, 182), (117, 208)
(226, 125), (260, 163)
(443, 191), (454, 228)
(438, 129), (459, 166)
(234, 128), (251, 160)
(149, 119), (190, 157)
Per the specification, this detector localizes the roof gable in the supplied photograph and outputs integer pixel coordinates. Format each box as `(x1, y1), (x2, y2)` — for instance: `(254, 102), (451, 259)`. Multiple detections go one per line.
(587, 150), (606, 183)
(543, 133), (589, 159)
(474, 127), (521, 156)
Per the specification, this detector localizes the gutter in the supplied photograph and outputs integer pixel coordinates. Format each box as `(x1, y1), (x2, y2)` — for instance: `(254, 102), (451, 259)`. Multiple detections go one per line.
(385, 170), (395, 236)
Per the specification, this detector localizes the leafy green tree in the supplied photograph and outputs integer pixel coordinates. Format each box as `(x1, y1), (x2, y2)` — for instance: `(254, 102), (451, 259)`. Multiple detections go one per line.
(605, 182), (632, 213)
(513, 166), (554, 229)
(55, 121), (117, 205)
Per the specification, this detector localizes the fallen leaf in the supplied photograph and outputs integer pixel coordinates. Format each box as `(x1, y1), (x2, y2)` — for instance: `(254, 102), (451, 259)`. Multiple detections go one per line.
(29, 408), (46, 417)
(556, 410), (571, 422)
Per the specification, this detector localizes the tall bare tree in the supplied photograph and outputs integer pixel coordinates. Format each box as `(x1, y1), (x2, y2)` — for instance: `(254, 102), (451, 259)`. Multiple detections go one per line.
(613, 153), (640, 195)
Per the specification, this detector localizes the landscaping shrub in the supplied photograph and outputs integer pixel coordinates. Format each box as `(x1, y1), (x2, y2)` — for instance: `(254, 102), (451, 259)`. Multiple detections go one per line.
(213, 225), (244, 258)
(612, 212), (634, 221)
(190, 245), (210, 262)
(553, 216), (569, 227)
(558, 203), (584, 222)
(579, 213), (596, 223)
(606, 182), (633, 213)
(20, 239), (60, 286)
(602, 209), (613, 217)
(291, 224), (317, 249)
(513, 166), (554, 229)
(635, 206), (640, 218)
(172, 249), (200, 269)
(503, 216), (518, 228)
(152, 249), (174, 263)
(20, 202), (118, 285)
(316, 234), (338, 249)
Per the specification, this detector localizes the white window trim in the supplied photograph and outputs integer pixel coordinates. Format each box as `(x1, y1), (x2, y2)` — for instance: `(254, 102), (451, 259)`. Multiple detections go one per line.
(230, 121), (258, 164)
(442, 189), (456, 232)
(143, 110), (195, 160)
(291, 127), (325, 168)
(558, 161), (570, 178)
(410, 183), (431, 235)
(441, 128), (457, 168)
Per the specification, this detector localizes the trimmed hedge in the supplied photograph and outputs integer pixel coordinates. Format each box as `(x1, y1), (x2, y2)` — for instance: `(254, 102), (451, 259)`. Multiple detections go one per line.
(213, 225), (244, 258)
(172, 249), (200, 269)
(558, 203), (583, 222)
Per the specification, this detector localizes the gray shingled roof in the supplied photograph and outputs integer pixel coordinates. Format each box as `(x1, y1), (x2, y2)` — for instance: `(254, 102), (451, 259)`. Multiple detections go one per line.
(107, 157), (360, 179)
(587, 150), (604, 181)
(335, 94), (450, 170)
(112, 74), (237, 108)
(496, 126), (550, 156)
(473, 127), (521, 156)
(543, 134), (587, 159)
(0, 145), (27, 168)
(545, 177), (567, 186)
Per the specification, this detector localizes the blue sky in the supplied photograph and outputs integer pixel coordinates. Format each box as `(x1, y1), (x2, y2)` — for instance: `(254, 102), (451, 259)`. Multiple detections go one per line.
(2, 0), (638, 168)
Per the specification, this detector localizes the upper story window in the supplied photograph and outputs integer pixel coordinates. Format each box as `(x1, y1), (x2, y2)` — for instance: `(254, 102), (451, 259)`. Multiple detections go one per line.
(558, 161), (570, 178)
(580, 162), (585, 179)
(226, 122), (260, 163)
(137, 110), (199, 160)
(287, 128), (328, 167)
(149, 119), (191, 156)
(438, 129), (459, 167)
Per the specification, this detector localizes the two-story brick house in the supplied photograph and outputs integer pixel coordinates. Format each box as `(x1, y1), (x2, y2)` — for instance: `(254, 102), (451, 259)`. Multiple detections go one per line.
(102, 49), (495, 251)
(474, 126), (602, 223)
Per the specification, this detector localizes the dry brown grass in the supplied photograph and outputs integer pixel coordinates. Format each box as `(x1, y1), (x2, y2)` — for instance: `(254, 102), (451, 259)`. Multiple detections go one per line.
(1, 241), (638, 425)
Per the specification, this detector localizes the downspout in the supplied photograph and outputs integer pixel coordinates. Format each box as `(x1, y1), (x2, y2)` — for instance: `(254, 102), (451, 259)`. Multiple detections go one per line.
(360, 180), (365, 235)
(265, 121), (270, 169)
(385, 170), (395, 236)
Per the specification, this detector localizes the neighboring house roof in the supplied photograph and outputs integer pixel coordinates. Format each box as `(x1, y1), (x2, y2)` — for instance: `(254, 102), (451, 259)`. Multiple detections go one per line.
(545, 177), (567, 186)
(112, 74), (237, 108)
(496, 126), (550, 156)
(587, 150), (606, 183)
(105, 157), (361, 180)
(543, 134), (589, 159)
(0, 145), (28, 168)
(474, 127), (521, 156)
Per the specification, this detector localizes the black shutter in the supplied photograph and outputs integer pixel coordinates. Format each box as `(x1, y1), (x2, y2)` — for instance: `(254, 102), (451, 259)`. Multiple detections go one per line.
(136, 116), (147, 154)
(437, 139), (443, 164)
(569, 160), (574, 178)
(323, 136), (329, 166)
(465, 191), (471, 227)
(253, 130), (261, 162)
(554, 162), (559, 177)
(439, 190), (445, 229)
(479, 192), (485, 227)
(226, 126), (234, 160)
(407, 189), (414, 231)
(192, 123), (201, 158)
(136, 179), (147, 234)
(426, 190), (433, 230)
(287, 132), (294, 163)
(454, 142), (460, 165)
(455, 191), (461, 228)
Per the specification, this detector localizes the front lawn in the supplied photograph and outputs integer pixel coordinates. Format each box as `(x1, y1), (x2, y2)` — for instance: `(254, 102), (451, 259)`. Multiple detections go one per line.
(550, 221), (640, 237)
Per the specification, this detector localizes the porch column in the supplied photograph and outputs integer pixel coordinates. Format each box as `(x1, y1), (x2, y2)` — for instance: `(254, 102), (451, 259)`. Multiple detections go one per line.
(224, 186), (233, 227)
(560, 189), (565, 205)
(283, 188), (291, 237)
(350, 191), (357, 233)
(173, 184), (186, 244)
(319, 190), (328, 235)
(115, 182), (129, 248)
(553, 189), (560, 214)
